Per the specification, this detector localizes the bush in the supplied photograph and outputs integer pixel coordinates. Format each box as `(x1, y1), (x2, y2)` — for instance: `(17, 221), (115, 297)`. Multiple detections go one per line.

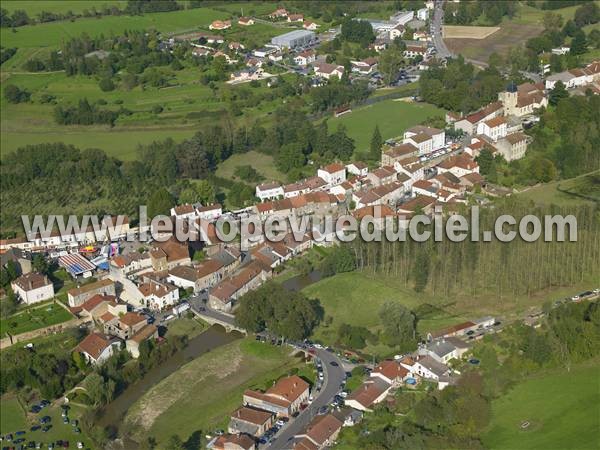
(4, 84), (31, 103)
(152, 104), (164, 114)
(99, 78), (115, 92)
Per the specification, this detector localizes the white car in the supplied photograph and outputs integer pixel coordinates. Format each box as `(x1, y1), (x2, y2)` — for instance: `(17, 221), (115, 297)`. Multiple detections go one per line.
(314, 343), (323, 349)
(77, 444), (84, 450)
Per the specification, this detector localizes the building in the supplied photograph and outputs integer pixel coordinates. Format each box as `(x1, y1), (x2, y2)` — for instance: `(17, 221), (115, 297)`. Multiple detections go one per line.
(437, 154), (479, 178)
(228, 406), (274, 437)
(209, 20), (231, 30)
(208, 262), (267, 312)
(317, 163), (346, 186)
(413, 355), (450, 381)
(256, 182), (284, 201)
(303, 21), (319, 30)
(209, 433), (255, 450)
(314, 63), (345, 80)
(350, 57), (378, 75)
(197, 204), (223, 222)
(422, 339), (460, 364)
(295, 414), (343, 449)
(345, 378), (391, 412)
(125, 324), (158, 358)
(76, 333), (121, 365)
(346, 162), (368, 177)
(269, 7), (288, 19)
(371, 360), (409, 386)
(67, 279), (116, 307)
(494, 132), (529, 161)
(498, 82), (547, 117)
(403, 125), (445, 153)
(104, 311), (147, 340)
(138, 279), (179, 311)
(288, 13), (304, 22)
(476, 116), (508, 142)
(271, 30), (316, 49)
(243, 375), (309, 417)
(11, 272), (54, 305)
(382, 143), (419, 165)
(454, 102), (504, 135)
(238, 17), (255, 26)
(294, 49), (316, 66)
(403, 44), (427, 59)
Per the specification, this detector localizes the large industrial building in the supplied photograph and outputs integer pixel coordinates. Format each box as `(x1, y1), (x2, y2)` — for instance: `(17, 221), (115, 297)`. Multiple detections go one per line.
(271, 30), (316, 49)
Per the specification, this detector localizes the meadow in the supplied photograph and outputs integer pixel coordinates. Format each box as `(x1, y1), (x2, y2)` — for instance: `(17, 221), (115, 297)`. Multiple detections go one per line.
(124, 338), (309, 446)
(1, 0), (127, 16)
(517, 170), (600, 207)
(0, 301), (73, 336)
(325, 99), (445, 155)
(483, 362), (600, 450)
(215, 151), (285, 184)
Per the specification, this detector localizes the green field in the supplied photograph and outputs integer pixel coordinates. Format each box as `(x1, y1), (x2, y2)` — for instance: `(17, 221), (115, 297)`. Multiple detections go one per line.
(124, 338), (309, 446)
(0, 7), (228, 49)
(0, 395), (94, 449)
(215, 150), (286, 184)
(1, 0), (127, 15)
(0, 301), (73, 336)
(483, 362), (600, 450)
(302, 271), (465, 355)
(325, 100), (445, 155)
(517, 171), (600, 207)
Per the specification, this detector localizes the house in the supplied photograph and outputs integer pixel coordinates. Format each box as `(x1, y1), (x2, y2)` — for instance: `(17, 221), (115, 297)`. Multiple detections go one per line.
(76, 333), (121, 365)
(256, 182), (284, 201)
(545, 71), (576, 90)
(494, 132), (529, 161)
(396, 195), (436, 216)
(317, 163), (346, 186)
(208, 262), (267, 312)
(238, 17), (255, 26)
(403, 44), (427, 59)
(294, 49), (316, 66)
(104, 311), (147, 340)
(269, 8), (288, 19)
(350, 57), (378, 75)
(79, 294), (123, 320)
(498, 82), (547, 117)
(229, 406), (274, 437)
(150, 238), (191, 269)
(287, 13), (304, 22)
(413, 355), (450, 382)
(303, 21), (319, 30)
(110, 252), (152, 276)
(476, 116), (507, 142)
(417, 7), (429, 20)
(389, 24), (405, 40)
(209, 20), (231, 30)
(371, 360), (410, 386)
(345, 378), (391, 412)
(138, 279), (179, 311)
(11, 272), (54, 305)
(197, 204), (223, 222)
(125, 324), (158, 358)
(437, 154), (479, 178)
(421, 339), (461, 364)
(67, 278), (116, 307)
(365, 166), (397, 187)
(1, 248), (32, 276)
(170, 203), (197, 220)
(295, 414), (343, 449)
(454, 102), (503, 135)
(346, 162), (368, 177)
(412, 179), (438, 198)
(382, 143), (419, 165)
(191, 47), (211, 58)
(314, 63), (344, 80)
(243, 375), (309, 417)
(269, 52), (284, 62)
(429, 321), (477, 339)
(403, 125), (445, 152)
(209, 433), (255, 450)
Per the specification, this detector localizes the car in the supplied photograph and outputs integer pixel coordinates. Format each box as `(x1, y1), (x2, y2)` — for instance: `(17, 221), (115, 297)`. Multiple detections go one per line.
(30, 426), (41, 432)
(30, 405), (42, 414)
(340, 391), (348, 398)
(317, 406), (328, 415)
(15, 432), (26, 436)
(61, 442), (69, 448)
(313, 343), (323, 349)
(48, 444), (54, 450)
(14, 438), (26, 444)
(318, 373), (324, 380)
(40, 416), (51, 424)
(77, 444), (84, 450)
(42, 426), (51, 433)
(73, 428), (81, 434)
(330, 361), (339, 366)
(214, 430), (224, 436)
(39, 400), (50, 407)
(275, 419), (285, 427)
(63, 417), (70, 424)
(466, 330), (475, 336)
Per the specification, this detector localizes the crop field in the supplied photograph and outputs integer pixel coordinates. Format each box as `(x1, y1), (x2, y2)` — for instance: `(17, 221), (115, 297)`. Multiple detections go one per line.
(325, 99), (445, 155)
(442, 25), (500, 39)
(483, 362), (600, 450)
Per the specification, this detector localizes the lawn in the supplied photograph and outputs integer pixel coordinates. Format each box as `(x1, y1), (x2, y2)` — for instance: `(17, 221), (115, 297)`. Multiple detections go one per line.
(0, 7), (228, 48)
(165, 316), (209, 339)
(0, 301), (73, 336)
(325, 100), (445, 155)
(215, 150), (286, 184)
(0, 395), (94, 449)
(483, 362), (600, 450)
(1, 0), (127, 15)
(302, 271), (465, 354)
(124, 338), (309, 446)
(517, 171), (600, 207)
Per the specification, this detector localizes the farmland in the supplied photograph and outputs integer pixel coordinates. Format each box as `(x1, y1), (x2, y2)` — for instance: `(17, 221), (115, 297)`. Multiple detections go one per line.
(483, 361), (600, 450)
(325, 99), (445, 155)
(124, 338), (310, 446)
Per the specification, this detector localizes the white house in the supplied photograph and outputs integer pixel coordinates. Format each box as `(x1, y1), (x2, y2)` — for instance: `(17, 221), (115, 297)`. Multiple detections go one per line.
(476, 116), (507, 142)
(345, 379), (392, 412)
(403, 126), (445, 152)
(238, 17), (255, 26)
(11, 272), (54, 305)
(417, 7), (429, 20)
(138, 279), (179, 311)
(170, 204), (197, 220)
(413, 355), (450, 381)
(346, 161), (368, 177)
(256, 182), (284, 201)
(350, 57), (378, 75)
(437, 154), (479, 178)
(317, 163), (346, 186)
(197, 204), (222, 222)
(389, 24), (405, 40)
(294, 49), (316, 66)
(303, 21), (319, 30)
(76, 333), (121, 365)
(314, 63), (344, 80)
(404, 44), (427, 59)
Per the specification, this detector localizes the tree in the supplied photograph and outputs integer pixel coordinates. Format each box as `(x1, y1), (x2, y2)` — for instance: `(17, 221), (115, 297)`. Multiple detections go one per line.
(413, 249), (430, 292)
(378, 45), (404, 85)
(549, 80), (568, 106)
(164, 435), (184, 450)
(147, 187), (174, 218)
(378, 302), (417, 351)
(570, 30), (588, 55)
(369, 125), (383, 161)
(549, 53), (563, 73)
(32, 253), (49, 275)
(276, 142), (306, 172)
(574, 2), (599, 27)
(4, 84), (31, 103)
(98, 78), (115, 92)
(543, 11), (563, 31)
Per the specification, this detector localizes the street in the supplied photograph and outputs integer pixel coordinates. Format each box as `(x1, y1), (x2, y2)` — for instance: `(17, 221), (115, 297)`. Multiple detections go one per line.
(268, 348), (346, 450)
(431, 1), (452, 59)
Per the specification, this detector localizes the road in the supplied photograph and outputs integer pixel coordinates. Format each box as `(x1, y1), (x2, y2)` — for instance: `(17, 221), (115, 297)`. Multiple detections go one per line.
(431, 1), (452, 59)
(268, 348), (346, 450)
(188, 294), (238, 327)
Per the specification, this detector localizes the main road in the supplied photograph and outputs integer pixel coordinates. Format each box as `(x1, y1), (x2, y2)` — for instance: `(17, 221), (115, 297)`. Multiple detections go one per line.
(268, 348), (346, 450)
(431, 0), (453, 59)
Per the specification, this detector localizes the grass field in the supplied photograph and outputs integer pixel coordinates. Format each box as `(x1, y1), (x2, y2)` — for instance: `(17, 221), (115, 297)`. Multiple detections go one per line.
(124, 338), (309, 446)
(1, 0), (127, 15)
(165, 316), (209, 339)
(215, 151), (285, 184)
(0, 301), (73, 336)
(483, 362), (600, 450)
(443, 25), (500, 39)
(325, 100), (445, 155)
(0, 395), (94, 449)
(0, 7), (228, 49)
(517, 171), (600, 207)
